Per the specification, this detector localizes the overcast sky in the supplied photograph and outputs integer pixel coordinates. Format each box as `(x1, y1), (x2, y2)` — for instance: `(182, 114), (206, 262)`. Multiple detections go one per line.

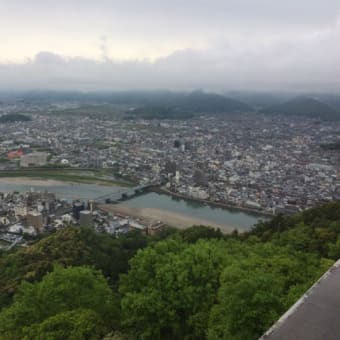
(0, 0), (339, 92)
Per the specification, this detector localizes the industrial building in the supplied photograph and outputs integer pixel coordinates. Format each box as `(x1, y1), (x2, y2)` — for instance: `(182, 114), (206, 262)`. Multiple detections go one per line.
(26, 211), (44, 233)
(79, 210), (93, 228)
(20, 152), (48, 167)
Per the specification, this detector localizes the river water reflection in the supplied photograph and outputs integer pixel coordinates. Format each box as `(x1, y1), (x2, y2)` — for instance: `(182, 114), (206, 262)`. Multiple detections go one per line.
(124, 192), (264, 231)
(0, 179), (264, 231)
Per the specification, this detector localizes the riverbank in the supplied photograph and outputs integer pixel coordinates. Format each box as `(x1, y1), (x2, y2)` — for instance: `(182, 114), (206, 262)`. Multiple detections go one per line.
(0, 178), (72, 187)
(0, 169), (131, 187)
(99, 203), (239, 233)
(153, 187), (273, 218)
(0, 176), (123, 188)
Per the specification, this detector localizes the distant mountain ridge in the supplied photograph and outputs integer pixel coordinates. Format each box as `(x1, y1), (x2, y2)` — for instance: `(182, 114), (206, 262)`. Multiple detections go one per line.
(261, 97), (340, 120)
(124, 90), (254, 119)
(4, 90), (340, 120)
(177, 91), (253, 113)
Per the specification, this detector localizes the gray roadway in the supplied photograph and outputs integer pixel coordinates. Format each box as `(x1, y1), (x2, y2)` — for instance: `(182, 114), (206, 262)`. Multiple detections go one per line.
(261, 260), (340, 340)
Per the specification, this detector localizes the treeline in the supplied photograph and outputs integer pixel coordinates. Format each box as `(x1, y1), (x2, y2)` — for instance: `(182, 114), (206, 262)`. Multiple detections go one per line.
(320, 142), (340, 150)
(1, 201), (340, 339)
(0, 114), (31, 123)
(246, 200), (340, 259)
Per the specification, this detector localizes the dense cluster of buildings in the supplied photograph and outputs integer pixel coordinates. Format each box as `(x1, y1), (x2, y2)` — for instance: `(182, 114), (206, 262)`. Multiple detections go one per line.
(0, 190), (154, 250)
(1, 101), (340, 215)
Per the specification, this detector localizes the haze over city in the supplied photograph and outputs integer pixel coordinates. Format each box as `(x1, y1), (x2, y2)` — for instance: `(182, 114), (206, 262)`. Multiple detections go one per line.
(2, 1), (340, 340)
(1, 0), (340, 91)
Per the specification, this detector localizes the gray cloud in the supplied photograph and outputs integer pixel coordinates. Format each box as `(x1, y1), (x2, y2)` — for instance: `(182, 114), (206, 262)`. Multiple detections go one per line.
(0, 1), (339, 92)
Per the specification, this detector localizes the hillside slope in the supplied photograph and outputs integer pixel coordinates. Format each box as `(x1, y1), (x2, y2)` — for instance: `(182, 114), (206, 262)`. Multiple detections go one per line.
(261, 97), (339, 120)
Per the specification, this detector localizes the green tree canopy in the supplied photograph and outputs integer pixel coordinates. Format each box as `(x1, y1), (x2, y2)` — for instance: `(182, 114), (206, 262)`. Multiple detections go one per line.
(119, 237), (331, 340)
(23, 309), (107, 340)
(0, 266), (116, 339)
(0, 227), (147, 308)
(248, 201), (340, 259)
(120, 238), (227, 339)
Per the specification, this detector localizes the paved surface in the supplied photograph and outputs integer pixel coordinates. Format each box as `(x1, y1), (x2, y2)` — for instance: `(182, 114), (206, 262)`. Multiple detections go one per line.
(261, 260), (340, 340)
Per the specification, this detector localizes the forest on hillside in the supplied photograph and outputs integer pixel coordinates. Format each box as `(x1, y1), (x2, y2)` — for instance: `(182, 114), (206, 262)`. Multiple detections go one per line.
(0, 114), (31, 123)
(1, 201), (340, 339)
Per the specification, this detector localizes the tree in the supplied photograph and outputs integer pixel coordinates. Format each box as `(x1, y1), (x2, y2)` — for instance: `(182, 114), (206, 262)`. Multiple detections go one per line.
(207, 244), (332, 340)
(0, 200), (338, 339)
(328, 236), (340, 259)
(208, 262), (285, 340)
(0, 227), (148, 309)
(23, 309), (107, 340)
(180, 225), (223, 243)
(0, 266), (116, 339)
(119, 238), (227, 339)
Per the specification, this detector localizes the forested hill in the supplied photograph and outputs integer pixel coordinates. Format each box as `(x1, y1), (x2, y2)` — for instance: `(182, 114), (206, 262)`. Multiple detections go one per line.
(0, 113), (31, 123)
(127, 91), (253, 119)
(1, 201), (340, 339)
(246, 200), (340, 258)
(261, 97), (340, 121)
(126, 91), (254, 119)
(177, 91), (253, 113)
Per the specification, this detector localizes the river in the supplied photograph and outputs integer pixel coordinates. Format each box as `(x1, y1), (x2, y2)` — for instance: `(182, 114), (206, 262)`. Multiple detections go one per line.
(0, 178), (118, 200)
(0, 178), (264, 231)
(122, 192), (263, 231)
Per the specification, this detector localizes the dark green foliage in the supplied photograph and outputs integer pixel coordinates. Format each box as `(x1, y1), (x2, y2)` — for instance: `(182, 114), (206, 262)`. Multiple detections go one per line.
(149, 226), (179, 242)
(0, 202), (339, 339)
(23, 309), (107, 340)
(207, 244), (331, 340)
(0, 266), (115, 339)
(208, 261), (285, 340)
(0, 113), (31, 123)
(180, 225), (224, 243)
(119, 238), (228, 339)
(119, 238), (330, 340)
(0, 227), (147, 308)
(77, 228), (148, 284)
(249, 201), (340, 258)
(320, 142), (340, 150)
(0, 228), (92, 307)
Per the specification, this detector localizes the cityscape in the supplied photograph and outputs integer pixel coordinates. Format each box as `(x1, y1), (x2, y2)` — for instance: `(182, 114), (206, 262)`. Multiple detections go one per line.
(1, 0), (340, 338)
(1, 97), (340, 248)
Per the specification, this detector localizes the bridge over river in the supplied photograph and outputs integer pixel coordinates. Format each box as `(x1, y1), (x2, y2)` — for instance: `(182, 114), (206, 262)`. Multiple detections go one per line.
(94, 184), (153, 203)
